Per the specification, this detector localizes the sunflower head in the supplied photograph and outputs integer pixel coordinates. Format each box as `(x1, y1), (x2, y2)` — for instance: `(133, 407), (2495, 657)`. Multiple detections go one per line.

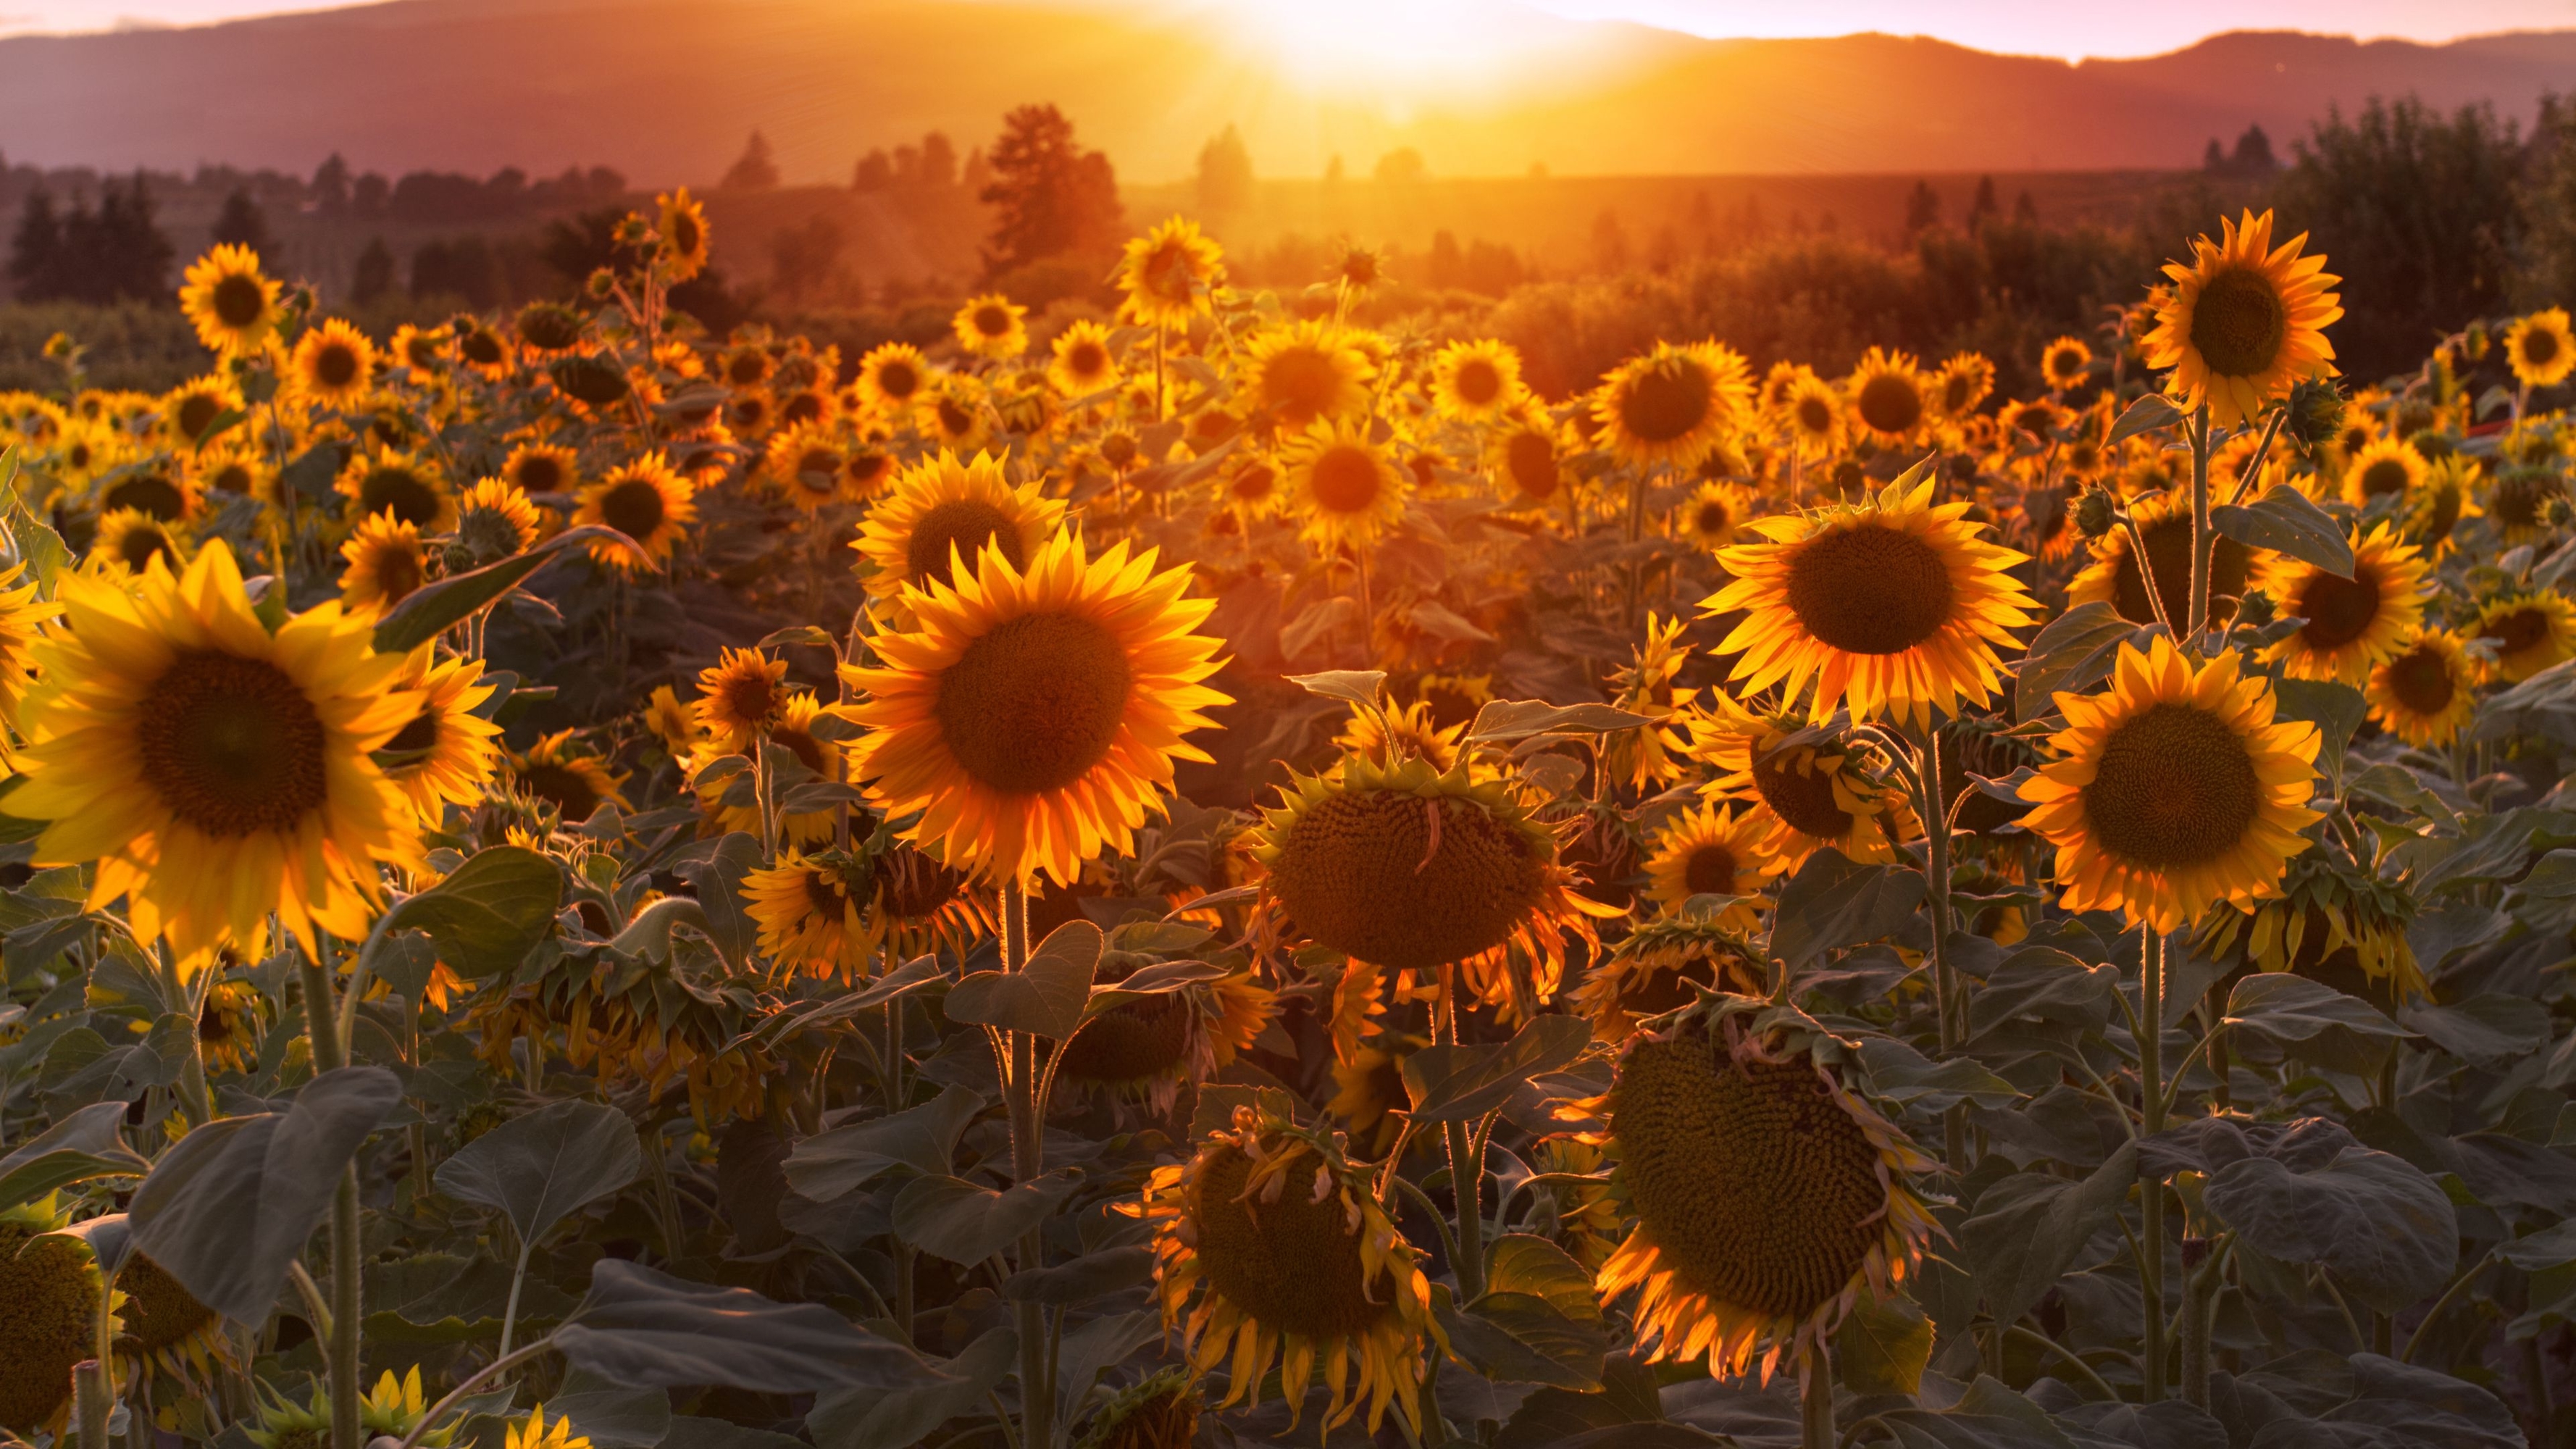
(338, 509), (429, 615)
(1486, 404), (1573, 506)
(2505, 307), (2576, 390)
(1846, 346), (1931, 443)
(359, 1366), (452, 1448)
(1780, 371), (1846, 456)
(743, 848), (871, 978)
(1679, 480), (1752, 549)
(505, 1405), (593, 1449)
(1933, 351), (1996, 418)
(953, 293), (1029, 360)
(2199, 845), (2424, 1006)
(1593, 341), (1752, 469)
(510, 730), (629, 826)
(852, 450), (1067, 609)
(1118, 216), (1227, 326)
(113, 1250), (225, 1385)
(1049, 319), (1121, 398)
(656, 188), (712, 280)
(1641, 802), (1774, 925)
(0, 1198), (101, 1433)
(90, 506), (187, 579)
(2143, 209), (2343, 425)
(290, 317), (380, 409)
(1281, 417), (1410, 550)
(375, 651), (501, 822)
(1572, 912), (1767, 1041)
(2366, 630), (2476, 748)
(2256, 522), (2429, 684)
(694, 646), (789, 745)
(454, 477), (544, 564)
(1429, 338), (1525, 422)
(2068, 488), (2258, 629)
(856, 341), (933, 413)
(2470, 591), (2576, 683)
(1689, 699), (1917, 869)
(1245, 320), (1374, 428)
(573, 453), (695, 571)
(335, 446), (453, 533)
(2040, 334), (2094, 390)
(2341, 436), (2428, 512)
(179, 243), (282, 358)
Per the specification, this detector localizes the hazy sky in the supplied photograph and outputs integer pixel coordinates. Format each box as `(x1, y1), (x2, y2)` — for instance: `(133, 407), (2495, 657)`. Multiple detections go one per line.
(3, 0), (2572, 57)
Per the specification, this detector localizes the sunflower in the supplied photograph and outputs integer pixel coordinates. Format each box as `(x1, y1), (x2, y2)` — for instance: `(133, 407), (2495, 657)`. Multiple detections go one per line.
(743, 848), (873, 977)
(178, 243), (282, 359)
(1053, 964), (1274, 1114)
(389, 322), (452, 373)
(1074, 1368), (1200, 1449)
(1592, 341), (1750, 470)
(1845, 346), (1931, 445)
(851, 450), (1066, 609)
(507, 1405), (593, 1449)
(917, 377), (996, 453)
(113, 1250), (227, 1388)
(1570, 914), (1767, 1042)
(573, 453), (695, 571)
(840, 531), (1229, 886)
(338, 510), (429, 615)
(288, 317), (379, 411)
(1331, 698), (1463, 774)
(2144, 209), (2342, 426)
(1485, 404), (1573, 507)
(952, 293), (1029, 360)
(1706, 475), (2036, 726)
(2039, 335), (2094, 391)
(336, 446), (453, 533)
(1035, 322), (1117, 401)
(89, 507), (187, 578)
(509, 730), (629, 824)
(1640, 802), (1774, 926)
(857, 837), (997, 962)
(1428, 338), (1524, 423)
(1117, 216), (1226, 327)
(0, 1200), (104, 1433)
(2470, 592), (2576, 683)
(643, 683), (698, 758)
(1779, 371), (1845, 459)
(1326, 1032), (1419, 1156)
(2201, 847), (2423, 1004)
(656, 188), (712, 282)
(2004, 396), (2069, 443)
(2341, 436), (2427, 511)
(377, 651), (501, 819)
(192, 975), (265, 1073)
(162, 373), (240, 450)
(2485, 465), (2565, 548)
(691, 693), (845, 848)
(454, 320), (514, 379)
(841, 435), (898, 501)
(1243, 320), (1374, 428)
(760, 424), (845, 510)
(854, 342), (934, 415)
(360, 1366), (453, 1448)
(1593, 1001), (1937, 1385)
(2405, 456), (2481, 556)
(455, 477), (544, 561)
(1678, 481), (1753, 551)
(2364, 630), (2476, 748)
(96, 462), (194, 523)
(1689, 701), (1917, 869)
(2257, 523), (2429, 684)
(1281, 417), (1410, 550)
(1217, 454), (1284, 525)
(1933, 351), (1996, 418)
(694, 646), (788, 745)
(2505, 307), (2576, 391)
(9, 542), (420, 960)
(191, 445), (272, 506)
(1129, 1104), (1439, 1434)
(2068, 489), (2257, 629)
(2017, 635), (2322, 932)
(500, 441), (579, 498)
(0, 564), (52, 727)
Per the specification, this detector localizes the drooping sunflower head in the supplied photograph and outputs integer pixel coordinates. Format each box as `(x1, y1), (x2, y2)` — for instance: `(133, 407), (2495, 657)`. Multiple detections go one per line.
(2470, 590), (2576, 684)
(840, 531), (1230, 887)
(693, 646), (789, 746)
(2257, 522), (2430, 684)
(88, 506), (188, 579)
(509, 730), (629, 827)
(113, 1249), (225, 1387)
(1053, 961), (1275, 1114)
(2018, 635), (2322, 932)
(656, 188), (711, 280)
(1598, 1002), (1938, 1383)
(2365, 630), (2476, 748)
(742, 847), (872, 979)
(2341, 436), (2427, 512)
(2200, 845), (2424, 1007)
(1429, 338), (1525, 422)
(1933, 351), (1996, 418)
(1117, 215), (1227, 326)
(1281, 416), (1410, 550)
(2068, 488), (2259, 629)
(1244, 320), (1375, 428)
(338, 509), (429, 615)
(1845, 346), (1931, 444)
(179, 243), (282, 359)
(852, 449), (1066, 608)
(1706, 473), (2036, 725)
(2505, 306), (2576, 391)
(1073, 1366), (1200, 1449)
(454, 477), (544, 564)
(572, 453), (696, 571)
(855, 341), (934, 414)
(1571, 912), (1767, 1041)
(1592, 340), (1752, 469)
(1130, 1104), (1439, 1434)
(2484, 464), (2566, 548)
(1689, 699), (1918, 869)
(2143, 209), (2343, 425)
(1485, 403), (1573, 507)
(290, 317), (380, 410)
(376, 650), (501, 822)
(953, 292), (1029, 360)
(0, 1198), (101, 1433)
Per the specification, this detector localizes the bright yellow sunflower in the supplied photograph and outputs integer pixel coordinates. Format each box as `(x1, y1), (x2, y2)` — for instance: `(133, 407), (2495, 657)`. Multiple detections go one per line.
(2143, 209), (2343, 426)
(2067, 488), (2259, 629)
(377, 650), (501, 820)
(1706, 475), (2036, 725)
(338, 510), (428, 615)
(1641, 801), (1773, 924)
(840, 435), (899, 501)
(2017, 635), (2322, 932)
(288, 317), (379, 411)
(2257, 522), (2430, 683)
(1593, 341), (1751, 470)
(689, 693), (845, 848)
(1678, 481), (1753, 551)
(951, 293), (1029, 360)
(162, 373), (241, 450)
(1844, 346), (1932, 445)
(1428, 338), (1525, 424)
(509, 730), (629, 824)
(88, 507), (188, 579)
(915, 376), (995, 453)
(1932, 351), (1996, 418)
(1047, 319), (1121, 398)
(336, 446), (453, 533)
(2406, 455), (2481, 556)
(10, 541), (422, 960)
(178, 243), (282, 359)
(851, 450), (1066, 609)
(694, 646), (788, 745)
(2338, 438), (2425, 515)
(656, 188), (711, 281)
(1485, 403), (1574, 508)
(1129, 1104), (1440, 1435)
(573, 453), (695, 571)
(854, 342), (934, 415)
(2505, 307), (2576, 390)
(1689, 698), (1918, 869)
(761, 424), (846, 511)
(190, 444), (272, 506)
(455, 477), (544, 560)
(1281, 417), (1410, 550)
(2470, 591), (2576, 683)
(2365, 630), (2476, 748)
(839, 531), (1230, 887)
(2040, 334), (2094, 391)
(1243, 320), (1375, 428)
(1116, 216), (1226, 328)
(1779, 371), (1845, 459)
(498, 441), (579, 498)
(743, 848), (874, 978)
(0, 564), (56, 725)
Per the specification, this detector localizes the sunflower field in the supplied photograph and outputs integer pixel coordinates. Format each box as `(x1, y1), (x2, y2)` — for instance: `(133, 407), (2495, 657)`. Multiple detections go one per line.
(0, 188), (2571, 1449)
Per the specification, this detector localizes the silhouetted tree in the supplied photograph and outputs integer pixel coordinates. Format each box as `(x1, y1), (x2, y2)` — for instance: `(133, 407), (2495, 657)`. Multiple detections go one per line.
(1196, 125), (1254, 220)
(2232, 124), (2278, 175)
(22, 175), (175, 304)
(2203, 138), (2229, 173)
(853, 150), (893, 191)
(314, 153), (351, 214)
(2013, 191), (2038, 225)
(1970, 175), (2000, 227)
(978, 104), (1123, 279)
(1589, 208), (1628, 272)
(1904, 180), (1941, 237)
(723, 130), (781, 191)
(1374, 148), (1427, 185)
(351, 238), (396, 304)
(212, 188), (277, 263)
(353, 172), (389, 215)
(411, 235), (502, 308)
(920, 132), (958, 188)
(8, 189), (61, 301)
(769, 214), (845, 306)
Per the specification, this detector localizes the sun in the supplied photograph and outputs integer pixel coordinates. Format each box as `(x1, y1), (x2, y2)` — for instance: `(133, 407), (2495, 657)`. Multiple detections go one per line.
(1200, 0), (1572, 91)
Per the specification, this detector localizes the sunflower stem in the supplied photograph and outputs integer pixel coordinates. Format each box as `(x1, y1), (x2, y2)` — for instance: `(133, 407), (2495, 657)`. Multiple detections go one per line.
(2186, 404), (2213, 640)
(2138, 924), (2169, 1403)
(1000, 878), (1053, 1449)
(1800, 1340), (1836, 1449)
(329, 1164), (363, 1449)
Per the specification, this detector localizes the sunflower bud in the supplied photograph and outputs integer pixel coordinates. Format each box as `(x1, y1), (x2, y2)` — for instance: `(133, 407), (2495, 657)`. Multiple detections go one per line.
(2075, 488), (2118, 540)
(2236, 588), (2277, 627)
(585, 268), (618, 300)
(2546, 494), (2576, 532)
(40, 331), (73, 361)
(614, 214), (652, 248)
(2283, 375), (2346, 456)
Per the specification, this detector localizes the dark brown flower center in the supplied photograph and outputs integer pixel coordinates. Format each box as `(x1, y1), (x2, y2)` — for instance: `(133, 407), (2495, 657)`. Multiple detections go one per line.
(1682, 843), (1736, 895)
(210, 273), (266, 327)
(1308, 445), (1383, 514)
(1267, 786), (1544, 971)
(600, 478), (668, 541)
(1505, 431), (1558, 500)
(2293, 567), (2383, 649)
(312, 341), (361, 391)
(1784, 522), (1955, 655)
(2080, 702), (2262, 867)
(1188, 1147), (1394, 1338)
(357, 467), (440, 527)
(2522, 327), (2561, 367)
(1796, 395), (1836, 434)
(2385, 646), (2455, 716)
(2112, 515), (2249, 627)
(105, 472), (183, 521)
(2188, 266), (2288, 378)
(934, 611), (1132, 793)
(1619, 359), (1713, 445)
(904, 498), (1022, 588)
(2481, 606), (2552, 656)
(1752, 751), (1854, 840)
(1454, 359), (1502, 406)
(1856, 372), (1923, 435)
(2358, 458), (2412, 498)
(1261, 347), (1345, 423)
(877, 360), (921, 400)
(138, 651), (330, 838)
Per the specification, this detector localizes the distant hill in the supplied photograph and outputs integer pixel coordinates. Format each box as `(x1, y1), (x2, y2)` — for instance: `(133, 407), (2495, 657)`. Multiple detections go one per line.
(1, 0), (2569, 183)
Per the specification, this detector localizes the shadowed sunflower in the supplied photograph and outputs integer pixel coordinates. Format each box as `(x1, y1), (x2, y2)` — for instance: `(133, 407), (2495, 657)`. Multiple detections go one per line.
(852, 450), (1066, 611)
(162, 373), (240, 449)
(643, 684), (698, 758)
(509, 730), (629, 825)
(856, 835), (997, 962)
(695, 646), (787, 744)
(0, 563), (53, 727)
(1932, 351), (1996, 418)
(1706, 475), (2035, 725)
(916, 377), (994, 454)
(191, 445), (273, 506)
(1281, 417), (1409, 550)
(1118, 216), (1226, 327)
(376, 651), (501, 819)
(1689, 700), (1918, 869)
(1048, 319), (1121, 398)
(1218, 454), (1284, 525)
(1326, 1030), (1420, 1156)
(89, 507), (187, 579)
(338, 510), (428, 615)
(1678, 481), (1753, 551)
(690, 693), (844, 847)
(1073, 1367), (1199, 1449)
(1332, 698), (1463, 773)
(1572, 911), (1767, 1043)
(1129, 1104), (1440, 1435)
(113, 1250), (227, 1391)
(10, 542), (420, 960)
(2144, 209), (2342, 426)
(855, 342), (934, 415)
(572, 453), (695, 572)
(2365, 630), (2475, 747)
(2069, 489), (2258, 628)
(456, 477), (544, 561)
(1845, 346), (1931, 445)
(2404, 455), (2480, 556)
(2004, 396), (2069, 443)
(507, 1406), (592, 1449)
(454, 320), (514, 379)
(1780, 371), (1845, 459)
(1641, 802), (1773, 927)
(761, 423), (844, 510)
(743, 848), (873, 977)
(1244, 320), (1374, 427)
(193, 974), (266, 1073)
(179, 244), (281, 359)
(1053, 960), (1275, 1115)
(2484, 464), (2565, 548)
(501, 441), (579, 498)
(0, 1199), (104, 1434)
(840, 531), (1229, 887)
(2505, 307), (2575, 390)
(2257, 522), (2429, 683)
(656, 188), (711, 281)
(953, 293), (1029, 360)
(1429, 338), (1524, 423)
(1592, 1001), (1937, 1385)
(2039, 335), (2093, 391)
(337, 446), (453, 532)
(2200, 846), (2423, 1005)
(2470, 592), (2576, 683)
(840, 436), (898, 501)
(1485, 403), (1573, 508)
(2341, 436), (2427, 511)
(289, 317), (378, 410)
(2018, 635), (2322, 932)
(1592, 341), (1751, 470)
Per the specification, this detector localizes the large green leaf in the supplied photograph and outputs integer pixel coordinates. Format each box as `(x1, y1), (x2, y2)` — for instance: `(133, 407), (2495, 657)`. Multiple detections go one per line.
(556, 1260), (927, 1392)
(388, 845), (562, 979)
(2203, 1145), (2456, 1314)
(677, 833), (764, 972)
(1834, 1290), (1933, 1395)
(781, 1084), (984, 1202)
(806, 1325), (1016, 1449)
(371, 525), (644, 653)
(1468, 698), (1657, 741)
(0, 1101), (149, 1211)
(2224, 972), (2408, 1074)
(2212, 484), (2354, 578)
(2272, 677), (2365, 797)
(432, 1098), (643, 1244)
(1402, 1014), (1593, 1125)
(1959, 1142), (2137, 1329)
(889, 1169), (1082, 1266)
(942, 920), (1101, 1040)
(2012, 601), (2138, 722)
(1440, 1290), (1608, 1390)
(1768, 849), (1926, 970)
